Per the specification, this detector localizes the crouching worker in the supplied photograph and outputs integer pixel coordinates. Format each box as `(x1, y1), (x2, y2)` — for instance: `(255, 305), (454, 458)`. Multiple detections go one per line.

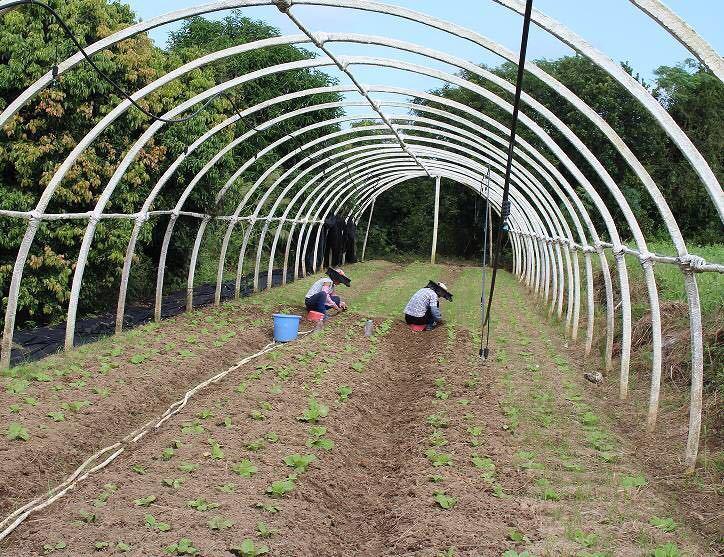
(404, 281), (453, 330)
(304, 268), (351, 317)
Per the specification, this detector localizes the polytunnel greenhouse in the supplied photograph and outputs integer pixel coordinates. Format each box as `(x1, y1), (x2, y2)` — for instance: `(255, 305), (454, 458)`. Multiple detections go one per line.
(0, 0), (722, 555)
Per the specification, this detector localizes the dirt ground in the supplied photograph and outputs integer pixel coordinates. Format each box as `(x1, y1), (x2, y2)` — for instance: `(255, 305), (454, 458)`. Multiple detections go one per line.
(0, 261), (720, 556)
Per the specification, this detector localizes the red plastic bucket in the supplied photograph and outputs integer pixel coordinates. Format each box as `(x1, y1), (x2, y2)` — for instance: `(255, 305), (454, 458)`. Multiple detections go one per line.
(307, 310), (325, 322)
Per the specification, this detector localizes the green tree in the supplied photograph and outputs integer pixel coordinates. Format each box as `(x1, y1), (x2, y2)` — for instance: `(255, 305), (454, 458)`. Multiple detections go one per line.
(0, 4), (342, 327)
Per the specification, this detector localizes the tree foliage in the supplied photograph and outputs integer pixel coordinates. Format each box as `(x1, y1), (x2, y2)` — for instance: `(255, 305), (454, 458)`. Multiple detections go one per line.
(0, 2), (340, 327)
(367, 55), (722, 259)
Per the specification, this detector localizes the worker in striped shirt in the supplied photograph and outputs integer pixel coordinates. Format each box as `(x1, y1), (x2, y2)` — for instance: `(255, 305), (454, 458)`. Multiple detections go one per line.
(404, 281), (453, 330)
(304, 268), (351, 317)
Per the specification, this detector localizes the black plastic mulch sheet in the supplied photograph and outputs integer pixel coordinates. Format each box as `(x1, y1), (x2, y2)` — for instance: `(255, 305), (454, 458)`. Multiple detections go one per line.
(8, 270), (292, 367)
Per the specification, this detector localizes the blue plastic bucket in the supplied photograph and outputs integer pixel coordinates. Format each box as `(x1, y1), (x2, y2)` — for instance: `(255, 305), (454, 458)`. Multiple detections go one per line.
(272, 313), (302, 342)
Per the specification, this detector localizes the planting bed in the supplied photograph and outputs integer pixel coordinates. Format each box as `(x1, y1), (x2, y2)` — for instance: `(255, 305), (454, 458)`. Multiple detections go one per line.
(0, 261), (397, 516)
(1, 261), (719, 556)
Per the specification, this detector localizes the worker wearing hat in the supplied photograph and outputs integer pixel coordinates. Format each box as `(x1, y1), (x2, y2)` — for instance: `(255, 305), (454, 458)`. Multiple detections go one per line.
(304, 268), (351, 317)
(404, 280), (453, 330)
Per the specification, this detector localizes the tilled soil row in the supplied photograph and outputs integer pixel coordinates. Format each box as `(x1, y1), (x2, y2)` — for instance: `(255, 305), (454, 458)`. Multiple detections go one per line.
(0, 261), (399, 519)
(0, 305), (270, 516)
(293, 324), (538, 556)
(1, 312), (386, 556)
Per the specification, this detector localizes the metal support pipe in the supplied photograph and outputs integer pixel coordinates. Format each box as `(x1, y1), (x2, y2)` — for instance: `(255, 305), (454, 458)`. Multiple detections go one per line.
(431, 176), (441, 264)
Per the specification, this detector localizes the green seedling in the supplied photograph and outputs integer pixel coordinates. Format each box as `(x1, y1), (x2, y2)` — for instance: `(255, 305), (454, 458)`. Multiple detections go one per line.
(9, 403), (21, 414)
(433, 490), (456, 510)
(162, 478), (184, 489)
(92, 387), (110, 398)
(507, 529), (528, 542)
(429, 474), (445, 483)
(283, 453), (316, 473)
(161, 448), (175, 461)
(266, 478), (295, 498)
(471, 454), (496, 473)
(536, 478), (561, 501)
(133, 495), (156, 507)
(249, 410), (266, 421)
(42, 541), (67, 554)
(61, 400), (90, 413)
(515, 451), (544, 471)
(425, 449), (452, 467)
(350, 361), (365, 372)
(6, 378), (30, 394)
(426, 413), (448, 429)
(131, 464), (146, 475)
(23, 397), (38, 406)
(265, 432), (279, 443)
(116, 541), (131, 552)
(77, 509), (97, 524)
(144, 514), (171, 532)
(502, 552), (534, 557)
(649, 516), (677, 532)
(297, 397), (329, 423)
(178, 462), (199, 473)
(230, 539), (269, 557)
(307, 425), (334, 451)
(47, 411), (65, 422)
(217, 483), (236, 493)
(256, 521), (276, 538)
(620, 474), (647, 489)
(7, 422), (29, 440)
(572, 529), (598, 548)
(254, 502), (280, 514)
(94, 541), (110, 550)
(235, 382), (248, 394)
(435, 390), (450, 400)
(164, 538), (198, 555)
(206, 438), (224, 460)
(457, 398), (470, 406)
(129, 354), (147, 365)
(232, 460), (258, 478)
(208, 516), (234, 530)
(197, 409), (214, 419)
(337, 385), (353, 401)
(651, 544), (680, 557)
(434, 377), (447, 388)
(245, 438), (265, 451)
(429, 430), (448, 447)
(181, 420), (204, 434)
(581, 411), (600, 427)
(270, 384), (283, 395)
(187, 498), (219, 511)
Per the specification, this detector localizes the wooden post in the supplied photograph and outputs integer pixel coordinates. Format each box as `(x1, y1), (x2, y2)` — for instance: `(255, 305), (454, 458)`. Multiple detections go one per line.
(431, 176), (441, 264)
(361, 199), (375, 262)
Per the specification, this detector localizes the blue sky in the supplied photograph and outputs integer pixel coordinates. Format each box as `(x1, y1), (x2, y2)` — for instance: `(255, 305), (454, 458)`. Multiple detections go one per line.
(125, 0), (722, 120)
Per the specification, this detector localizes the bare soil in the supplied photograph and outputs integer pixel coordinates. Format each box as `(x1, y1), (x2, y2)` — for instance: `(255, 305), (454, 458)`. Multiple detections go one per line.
(1, 262), (719, 557)
(0, 261), (399, 518)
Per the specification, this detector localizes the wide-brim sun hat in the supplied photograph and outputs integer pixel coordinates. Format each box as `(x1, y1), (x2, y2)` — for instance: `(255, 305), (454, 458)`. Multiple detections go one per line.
(426, 280), (453, 301)
(326, 267), (351, 287)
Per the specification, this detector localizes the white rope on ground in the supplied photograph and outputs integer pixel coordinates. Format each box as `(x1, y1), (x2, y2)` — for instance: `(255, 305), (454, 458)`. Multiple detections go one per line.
(0, 333), (315, 541)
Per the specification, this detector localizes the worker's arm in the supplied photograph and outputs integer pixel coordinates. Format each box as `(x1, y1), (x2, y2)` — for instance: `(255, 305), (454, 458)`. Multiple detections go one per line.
(322, 283), (340, 310)
(430, 303), (442, 321)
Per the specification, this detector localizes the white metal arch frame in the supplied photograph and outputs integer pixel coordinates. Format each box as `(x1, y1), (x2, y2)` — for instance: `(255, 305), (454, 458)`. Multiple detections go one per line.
(0, 25), (687, 402)
(174, 53), (638, 391)
(253, 127), (572, 312)
(252, 116), (578, 319)
(222, 121), (571, 303)
(124, 88), (593, 346)
(0, 0), (720, 473)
